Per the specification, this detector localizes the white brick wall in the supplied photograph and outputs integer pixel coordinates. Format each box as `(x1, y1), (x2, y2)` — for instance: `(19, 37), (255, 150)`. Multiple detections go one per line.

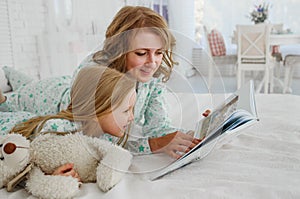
(6, 0), (46, 79)
(0, 0), (14, 68)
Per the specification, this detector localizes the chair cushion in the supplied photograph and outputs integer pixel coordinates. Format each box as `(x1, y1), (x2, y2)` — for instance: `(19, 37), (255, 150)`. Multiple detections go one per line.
(241, 58), (266, 64)
(208, 29), (226, 56)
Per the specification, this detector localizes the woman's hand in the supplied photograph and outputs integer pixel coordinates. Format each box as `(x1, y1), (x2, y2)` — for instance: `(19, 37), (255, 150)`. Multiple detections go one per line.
(149, 131), (202, 159)
(52, 163), (81, 182)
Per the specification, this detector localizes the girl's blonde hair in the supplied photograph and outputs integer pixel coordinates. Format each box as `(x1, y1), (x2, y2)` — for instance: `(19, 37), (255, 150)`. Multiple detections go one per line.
(11, 65), (136, 140)
(92, 6), (176, 82)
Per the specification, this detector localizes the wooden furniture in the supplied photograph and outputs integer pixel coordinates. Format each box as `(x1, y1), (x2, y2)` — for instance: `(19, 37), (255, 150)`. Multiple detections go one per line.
(232, 31), (300, 46)
(283, 54), (300, 93)
(203, 26), (237, 90)
(269, 34), (300, 93)
(236, 24), (272, 93)
(269, 34), (300, 45)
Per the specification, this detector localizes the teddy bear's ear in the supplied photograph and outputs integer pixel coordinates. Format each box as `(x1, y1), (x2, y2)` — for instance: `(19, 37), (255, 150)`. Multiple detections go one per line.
(0, 134), (31, 189)
(1, 134), (30, 167)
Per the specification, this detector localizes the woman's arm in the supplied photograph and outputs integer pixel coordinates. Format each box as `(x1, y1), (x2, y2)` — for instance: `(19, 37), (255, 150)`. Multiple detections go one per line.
(127, 79), (199, 158)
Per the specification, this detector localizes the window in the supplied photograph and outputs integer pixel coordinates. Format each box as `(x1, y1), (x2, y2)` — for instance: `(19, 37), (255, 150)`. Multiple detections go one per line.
(152, 0), (169, 23)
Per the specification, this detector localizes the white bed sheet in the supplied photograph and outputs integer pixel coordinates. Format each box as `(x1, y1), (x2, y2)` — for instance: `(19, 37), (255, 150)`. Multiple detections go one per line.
(1, 94), (300, 199)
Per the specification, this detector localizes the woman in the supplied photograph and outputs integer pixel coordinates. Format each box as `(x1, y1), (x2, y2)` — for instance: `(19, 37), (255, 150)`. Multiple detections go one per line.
(76, 6), (200, 159)
(0, 65), (72, 116)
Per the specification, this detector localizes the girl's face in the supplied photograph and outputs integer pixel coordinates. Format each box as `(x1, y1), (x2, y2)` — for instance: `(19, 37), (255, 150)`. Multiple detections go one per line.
(126, 31), (164, 83)
(97, 89), (136, 137)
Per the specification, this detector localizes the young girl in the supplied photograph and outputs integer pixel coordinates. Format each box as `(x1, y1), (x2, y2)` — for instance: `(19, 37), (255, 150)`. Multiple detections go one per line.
(1, 65), (136, 142)
(1, 65), (136, 179)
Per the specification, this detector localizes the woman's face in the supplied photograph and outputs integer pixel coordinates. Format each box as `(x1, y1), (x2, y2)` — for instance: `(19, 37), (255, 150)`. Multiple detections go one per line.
(97, 89), (136, 137)
(126, 31), (164, 83)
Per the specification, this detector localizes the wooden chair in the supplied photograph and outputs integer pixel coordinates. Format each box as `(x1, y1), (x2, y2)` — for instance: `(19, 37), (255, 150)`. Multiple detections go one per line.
(236, 24), (273, 93)
(203, 26), (237, 90)
(283, 54), (300, 93)
(270, 24), (284, 92)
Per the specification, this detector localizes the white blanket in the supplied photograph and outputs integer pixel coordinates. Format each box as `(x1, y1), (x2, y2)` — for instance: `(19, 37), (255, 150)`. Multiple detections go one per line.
(1, 94), (300, 199)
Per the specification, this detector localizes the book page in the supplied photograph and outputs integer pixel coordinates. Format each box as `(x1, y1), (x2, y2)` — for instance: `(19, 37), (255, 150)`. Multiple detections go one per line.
(196, 94), (239, 140)
(222, 109), (257, 132)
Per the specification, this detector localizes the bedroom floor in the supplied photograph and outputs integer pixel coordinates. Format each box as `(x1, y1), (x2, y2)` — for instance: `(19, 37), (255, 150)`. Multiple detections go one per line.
(167, 73), (300, 95)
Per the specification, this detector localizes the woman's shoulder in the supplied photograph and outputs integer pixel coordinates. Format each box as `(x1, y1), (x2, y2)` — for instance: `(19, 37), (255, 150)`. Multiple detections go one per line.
(140, 77), (164, 89)
(137, 77), (166, 99)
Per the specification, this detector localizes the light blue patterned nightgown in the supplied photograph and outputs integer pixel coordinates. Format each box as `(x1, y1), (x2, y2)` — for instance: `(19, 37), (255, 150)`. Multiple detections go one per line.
(0, 61), (185, 154)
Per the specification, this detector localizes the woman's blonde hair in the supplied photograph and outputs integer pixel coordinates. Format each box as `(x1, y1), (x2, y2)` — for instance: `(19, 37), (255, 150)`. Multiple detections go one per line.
(11, 65), (136, 140)
(92, 6), (176, 82)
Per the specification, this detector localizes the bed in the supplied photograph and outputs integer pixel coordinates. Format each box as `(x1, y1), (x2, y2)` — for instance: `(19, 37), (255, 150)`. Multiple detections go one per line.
(1, 93), (300, 199)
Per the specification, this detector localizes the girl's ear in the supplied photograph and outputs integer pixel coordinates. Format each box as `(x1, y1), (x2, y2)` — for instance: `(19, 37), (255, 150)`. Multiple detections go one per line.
(92, 117), (98, 122)
(83, 118), (104, 137)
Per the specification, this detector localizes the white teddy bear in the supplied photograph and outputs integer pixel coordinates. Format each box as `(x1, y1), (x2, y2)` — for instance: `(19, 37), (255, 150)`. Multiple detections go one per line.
(0, 133), (132, 199)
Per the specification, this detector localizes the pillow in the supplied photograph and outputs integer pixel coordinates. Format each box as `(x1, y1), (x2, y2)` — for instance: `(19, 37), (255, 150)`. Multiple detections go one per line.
(0, 66), (12, 93)
(208, 29), (226, 56)
(2, 66), (33, 91)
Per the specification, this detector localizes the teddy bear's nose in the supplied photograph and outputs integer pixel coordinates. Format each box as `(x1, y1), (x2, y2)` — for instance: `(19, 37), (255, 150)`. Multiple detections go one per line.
(3, 143), (17, 154)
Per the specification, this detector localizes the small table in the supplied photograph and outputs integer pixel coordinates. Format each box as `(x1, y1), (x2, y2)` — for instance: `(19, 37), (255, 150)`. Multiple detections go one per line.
(269, 33), (300, 45)
(231, 32), (300, 45)
(269, 34), (300, 93)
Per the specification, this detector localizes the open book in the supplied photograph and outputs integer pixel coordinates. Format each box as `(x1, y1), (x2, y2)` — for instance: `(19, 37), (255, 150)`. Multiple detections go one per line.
(150, 80), (259, 180)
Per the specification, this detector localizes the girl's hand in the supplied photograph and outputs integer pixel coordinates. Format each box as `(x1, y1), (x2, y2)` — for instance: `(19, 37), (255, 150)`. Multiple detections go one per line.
(52, 163), (81, 182)
(149, 131), (201, 159)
